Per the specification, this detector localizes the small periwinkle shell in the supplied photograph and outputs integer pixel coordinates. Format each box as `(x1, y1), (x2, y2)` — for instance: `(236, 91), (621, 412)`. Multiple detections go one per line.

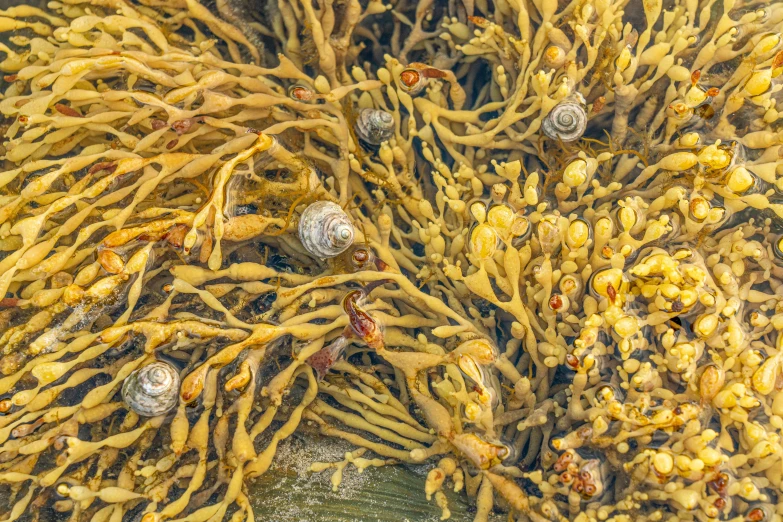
(745, 504), (773, 522)
(355, 108), (394, 147)
(399, 68), (426, 94)
(542, 94), (587, 142)
(773, 237), (783, 260)
(299, 201), (355, 259)
(559, 274), (584, 301)
(594, 383), (625, 404)
(121, 362), (180, 417)
(334, 245), (378, 273)
(288, 85), (315, 101)
(588, 267), (624, 300)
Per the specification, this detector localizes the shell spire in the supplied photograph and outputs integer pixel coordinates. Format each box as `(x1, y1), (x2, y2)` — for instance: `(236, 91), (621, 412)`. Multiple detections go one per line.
(121, 361), (180, 417)
(298, 201), (355, 259)
(355, 108), (394, 147)
(542, 94), (587, 142)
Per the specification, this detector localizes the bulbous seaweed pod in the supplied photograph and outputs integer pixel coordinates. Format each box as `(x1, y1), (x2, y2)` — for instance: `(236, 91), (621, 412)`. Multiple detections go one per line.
(355, 108), (395, 147)
(542, 45), (567, 69)
(121, 361), (180, 417)
(542, 95), (587, 142)
(298, 201), (355, 259)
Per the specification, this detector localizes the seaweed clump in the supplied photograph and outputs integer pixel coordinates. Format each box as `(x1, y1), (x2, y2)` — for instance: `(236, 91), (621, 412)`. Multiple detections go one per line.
(0, 0), (782, 521)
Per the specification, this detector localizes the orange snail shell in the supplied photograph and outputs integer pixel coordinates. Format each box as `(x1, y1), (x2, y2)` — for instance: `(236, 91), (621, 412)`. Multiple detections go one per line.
(288, 85), (315, 101)
(399, 68), (426, 94)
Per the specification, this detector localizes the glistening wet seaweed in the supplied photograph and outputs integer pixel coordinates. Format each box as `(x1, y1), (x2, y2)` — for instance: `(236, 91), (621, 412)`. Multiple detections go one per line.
(0, 0), (782, 521)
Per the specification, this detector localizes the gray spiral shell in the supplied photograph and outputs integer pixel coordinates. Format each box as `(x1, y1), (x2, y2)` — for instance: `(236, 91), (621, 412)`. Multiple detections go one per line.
(774, 237), (783, 260)
(121, 362), (180, 417)
(355, 108), (394, 146)
(299, 201), (355, 259)
(542, 96), (587, 142)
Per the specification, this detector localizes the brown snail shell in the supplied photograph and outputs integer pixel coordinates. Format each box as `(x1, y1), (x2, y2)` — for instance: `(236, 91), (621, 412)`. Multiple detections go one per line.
(298, 201), (355, 259)
(354, 108), (394, 147)
(745, 504), (773, 522)
(399, 68), (427, 94)
(542, 94), (587, 142)
(288, 85), (315, 101)
(121, 362), (180, 417)
(334, 245), (378, 273)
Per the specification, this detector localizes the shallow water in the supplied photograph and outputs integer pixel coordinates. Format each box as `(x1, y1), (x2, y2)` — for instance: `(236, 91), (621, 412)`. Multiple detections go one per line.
(250, 434), (479, 522)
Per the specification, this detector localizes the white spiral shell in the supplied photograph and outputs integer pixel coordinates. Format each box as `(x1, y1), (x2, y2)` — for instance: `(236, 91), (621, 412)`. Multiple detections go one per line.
(355, 108), (394, 146)
(121, 361), (180, 417)
(298, 201), (355, 259)
(542, 95), (587, 142)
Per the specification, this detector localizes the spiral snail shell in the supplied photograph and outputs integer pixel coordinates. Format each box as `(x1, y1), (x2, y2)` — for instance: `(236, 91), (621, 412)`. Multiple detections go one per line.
(588, 267), (624, 300)
(744, 504), (773, 522)
(773, 237), (783, 260)
(558, 274), (584, 301)
(542, 94), (587, 142)
(399, 68), (427, 94)
(354, 108), (394, 147)
(298, 201), (355, 259)
(333, 245), (383, 273)
(121, 361), (180, 417)
(288, 85), (315, 101)
(595, 382), (625, 403)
